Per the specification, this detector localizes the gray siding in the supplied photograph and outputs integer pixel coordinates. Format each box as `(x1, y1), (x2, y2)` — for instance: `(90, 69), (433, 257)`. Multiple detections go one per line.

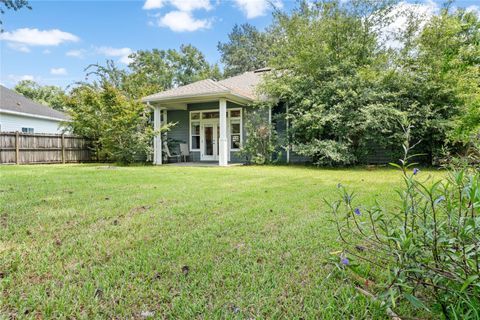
(166, 110), (189, 145)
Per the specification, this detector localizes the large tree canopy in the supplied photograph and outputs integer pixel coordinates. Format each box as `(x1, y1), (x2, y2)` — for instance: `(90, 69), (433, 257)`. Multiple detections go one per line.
(128, 44), (221, 98)
(261, 0), (479, 165)
(217, 23), (274, 77)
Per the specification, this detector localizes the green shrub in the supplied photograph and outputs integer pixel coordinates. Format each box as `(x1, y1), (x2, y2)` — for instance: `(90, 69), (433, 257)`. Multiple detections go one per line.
(240, 108), (279, 164)
(328, 127), (480, 318)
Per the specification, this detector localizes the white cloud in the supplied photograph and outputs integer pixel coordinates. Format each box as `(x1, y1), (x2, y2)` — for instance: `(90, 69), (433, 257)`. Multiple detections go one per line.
(158, 11), (211, 32)
(382, 0), (439, 49)
(0, 28), (79, 52)
(66, 49), (86, 58)
(169, 0), (211, 12)
(96, 46), (133, 64)
(50, 68), (67, 75)
(143, 0), (164, 10)
(143, 0), (211, 11)
(233, 0), (282, 19)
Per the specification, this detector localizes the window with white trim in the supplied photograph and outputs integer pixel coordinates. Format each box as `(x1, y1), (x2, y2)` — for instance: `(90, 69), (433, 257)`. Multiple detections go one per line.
(228, 109), (242, 150)
(190, 112), (200, 150)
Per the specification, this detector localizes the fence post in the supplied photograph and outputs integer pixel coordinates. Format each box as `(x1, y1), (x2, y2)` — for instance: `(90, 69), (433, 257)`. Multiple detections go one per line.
(15, 131), (20, 164)
(61, 133), (65, 164)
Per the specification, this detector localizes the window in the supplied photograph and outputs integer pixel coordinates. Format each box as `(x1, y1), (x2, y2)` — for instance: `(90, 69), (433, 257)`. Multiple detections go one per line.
(191, 112), (200, 120)
(202, 111), (219, 119)
(191, 122), (200, 150)
(230, 121), (241, 149)
(22, 127), (34, 133)
(230, 110), (241, 118)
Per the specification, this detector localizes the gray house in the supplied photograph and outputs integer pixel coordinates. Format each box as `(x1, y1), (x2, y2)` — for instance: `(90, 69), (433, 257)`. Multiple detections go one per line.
(142, 68), (296, 166)
(0, 85), (69, 134)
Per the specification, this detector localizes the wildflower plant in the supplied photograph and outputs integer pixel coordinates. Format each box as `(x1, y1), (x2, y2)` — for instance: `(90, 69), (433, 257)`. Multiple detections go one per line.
(328, 125), (480, 318)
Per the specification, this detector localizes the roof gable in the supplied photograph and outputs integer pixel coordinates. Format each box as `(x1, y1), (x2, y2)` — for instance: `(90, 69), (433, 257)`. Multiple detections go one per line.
(142, 69), (270, 104)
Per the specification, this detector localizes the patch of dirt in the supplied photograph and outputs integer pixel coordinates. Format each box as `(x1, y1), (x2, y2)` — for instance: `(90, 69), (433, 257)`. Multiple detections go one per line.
(130, 205), (151, 215)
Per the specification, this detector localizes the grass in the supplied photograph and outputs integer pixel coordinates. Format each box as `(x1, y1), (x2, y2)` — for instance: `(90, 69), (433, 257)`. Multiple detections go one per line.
(0, 164), (442, 319)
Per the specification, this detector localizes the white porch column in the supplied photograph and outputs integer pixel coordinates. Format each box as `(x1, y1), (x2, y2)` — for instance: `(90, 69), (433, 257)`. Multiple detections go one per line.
(218, 98), (228, 166)
(153, 106), (163, 165)
(286, 104), (290, 164)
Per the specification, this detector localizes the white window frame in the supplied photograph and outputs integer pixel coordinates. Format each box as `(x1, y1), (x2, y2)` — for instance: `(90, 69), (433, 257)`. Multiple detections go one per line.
(189, 108), (242, 152)
(190, 112), (201, 151)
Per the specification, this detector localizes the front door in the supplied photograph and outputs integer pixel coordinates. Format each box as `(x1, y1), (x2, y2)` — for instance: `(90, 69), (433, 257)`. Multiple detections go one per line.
(201, 123), (218, 161)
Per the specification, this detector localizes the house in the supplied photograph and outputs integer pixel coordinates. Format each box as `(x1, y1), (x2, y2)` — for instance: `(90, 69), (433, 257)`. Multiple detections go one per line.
(0, 85), (69, 134)
(142, 68), (300, 166)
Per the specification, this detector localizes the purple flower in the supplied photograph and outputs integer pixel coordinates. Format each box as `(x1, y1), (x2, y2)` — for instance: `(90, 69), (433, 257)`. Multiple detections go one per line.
(340, 256), (349, 266)
(413, 168), (419, 175)
(354, 208), (361, 215)
(434, 196), (445, 205)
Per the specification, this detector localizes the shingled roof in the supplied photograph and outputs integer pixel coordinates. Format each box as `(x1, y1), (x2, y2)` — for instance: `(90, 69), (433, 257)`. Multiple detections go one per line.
(142, 68), (269, 104)
(0, 85), (69, 121)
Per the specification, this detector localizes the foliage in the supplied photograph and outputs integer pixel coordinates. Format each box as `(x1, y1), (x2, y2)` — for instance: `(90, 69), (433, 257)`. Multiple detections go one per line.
(261, 0), (480, 166)
(240, 107), (278, 164)
(218, 23), (274, 77)
(262, 0), (404, 166)
(128, 44), (222, 98)
(394, 7), (480, 162)
(65, 68), (171, 164)
(329, 127), (480, 318)
(14, 80), (67, 111)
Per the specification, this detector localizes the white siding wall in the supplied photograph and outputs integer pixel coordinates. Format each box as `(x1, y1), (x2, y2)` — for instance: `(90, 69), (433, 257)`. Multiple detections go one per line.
(0, 113), (64, 133)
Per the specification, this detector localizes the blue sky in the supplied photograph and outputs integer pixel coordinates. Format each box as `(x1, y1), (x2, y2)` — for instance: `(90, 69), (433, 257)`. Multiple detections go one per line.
(0, 0), (478, 89)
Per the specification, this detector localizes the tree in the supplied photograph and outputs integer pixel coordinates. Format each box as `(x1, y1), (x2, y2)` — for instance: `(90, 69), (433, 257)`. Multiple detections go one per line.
(128, 44), (221, 98)
(167, 44), (222, 85)
(262, 0), (401, 165)
(218, 23), (274, 77)
(14, 80), (67, 111)
(386, 6), (480, 162)
(261, 0), (479, 165)
(65, 75), (170, 164)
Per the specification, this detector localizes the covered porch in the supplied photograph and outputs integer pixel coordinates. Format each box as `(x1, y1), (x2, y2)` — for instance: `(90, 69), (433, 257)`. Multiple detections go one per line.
(141, 71), (265, 166)
(150, 98), (247, 166)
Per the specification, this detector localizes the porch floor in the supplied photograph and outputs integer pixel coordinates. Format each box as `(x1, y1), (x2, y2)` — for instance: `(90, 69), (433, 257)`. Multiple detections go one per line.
(165, 161), (243, 167)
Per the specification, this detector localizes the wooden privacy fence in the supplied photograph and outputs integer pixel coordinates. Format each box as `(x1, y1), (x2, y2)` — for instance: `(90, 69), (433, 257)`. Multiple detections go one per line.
(0, 132), (92, 164)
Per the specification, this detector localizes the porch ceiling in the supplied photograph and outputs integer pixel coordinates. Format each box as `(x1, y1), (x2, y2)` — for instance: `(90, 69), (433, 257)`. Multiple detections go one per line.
(146, 93), (252, 110)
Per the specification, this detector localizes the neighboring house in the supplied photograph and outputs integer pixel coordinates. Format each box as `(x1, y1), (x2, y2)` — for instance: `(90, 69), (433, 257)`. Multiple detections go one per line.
(142, 68), (299, 166)
(0, 85), (69, 134)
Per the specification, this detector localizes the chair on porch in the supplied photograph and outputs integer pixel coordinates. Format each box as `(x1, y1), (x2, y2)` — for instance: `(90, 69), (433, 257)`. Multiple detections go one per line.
(179, 143), (190, 162)
(163, 141), (181, 163)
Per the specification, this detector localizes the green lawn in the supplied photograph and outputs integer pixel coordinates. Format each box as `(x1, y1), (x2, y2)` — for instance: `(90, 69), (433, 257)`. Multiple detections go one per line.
(0, 164), (441, 319)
